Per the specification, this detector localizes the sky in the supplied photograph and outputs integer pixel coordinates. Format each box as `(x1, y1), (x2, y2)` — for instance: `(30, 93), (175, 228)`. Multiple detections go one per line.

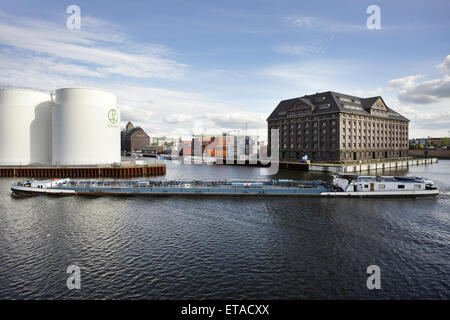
(0, 0), (449, 140)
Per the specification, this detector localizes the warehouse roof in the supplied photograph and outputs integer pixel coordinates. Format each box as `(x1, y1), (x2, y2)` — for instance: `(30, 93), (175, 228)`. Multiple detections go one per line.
(267, 91), (409, 122)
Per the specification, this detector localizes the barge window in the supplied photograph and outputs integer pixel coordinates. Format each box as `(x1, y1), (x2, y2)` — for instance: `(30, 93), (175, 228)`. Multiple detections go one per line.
(398, 185), (405, 189)
(414, 184), (421, 189)
(364, 185), (368, 188)
(378, 184), (385, 189)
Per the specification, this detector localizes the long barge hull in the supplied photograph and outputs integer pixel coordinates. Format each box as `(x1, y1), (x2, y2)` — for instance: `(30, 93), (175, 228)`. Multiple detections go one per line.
(11, 185), (439, 197)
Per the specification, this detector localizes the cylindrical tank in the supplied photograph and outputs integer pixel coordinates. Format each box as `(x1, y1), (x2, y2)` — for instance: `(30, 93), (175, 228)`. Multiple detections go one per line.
(52, 88), (120, 165)
(0, 89), (52, 165)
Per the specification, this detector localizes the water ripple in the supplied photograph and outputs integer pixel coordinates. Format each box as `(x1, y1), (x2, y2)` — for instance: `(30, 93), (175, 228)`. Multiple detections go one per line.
(0, 161), (449, 299)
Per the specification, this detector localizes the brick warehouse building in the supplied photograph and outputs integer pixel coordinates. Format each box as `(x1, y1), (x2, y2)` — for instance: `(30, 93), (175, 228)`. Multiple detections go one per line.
(121, 121), (151, 153)
(267, 91), (409, 162)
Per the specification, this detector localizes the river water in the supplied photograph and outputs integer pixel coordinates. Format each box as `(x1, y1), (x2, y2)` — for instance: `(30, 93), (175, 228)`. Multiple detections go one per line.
(0, 160), (449, 299)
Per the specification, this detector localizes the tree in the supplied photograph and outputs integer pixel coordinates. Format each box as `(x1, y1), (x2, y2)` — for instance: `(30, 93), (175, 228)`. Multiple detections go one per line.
(440, 137), (449, 147)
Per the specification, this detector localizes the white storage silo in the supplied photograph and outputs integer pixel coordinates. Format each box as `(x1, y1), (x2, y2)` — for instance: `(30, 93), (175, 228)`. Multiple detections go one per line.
(52, 88), (120, 165)
(0, 88), (52, 166)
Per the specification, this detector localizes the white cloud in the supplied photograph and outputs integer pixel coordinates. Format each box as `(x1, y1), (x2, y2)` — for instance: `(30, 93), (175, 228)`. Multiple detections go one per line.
(393, 102), (450, 137)
(261, 55), (450, 138)
(275, 44), (323, 56)
(397, 76), (450, 104)
(0, 10), (270, 140)
(108, 85), (268, 139)
(164, 114), (196, 124)
(262, 59), (367, 94)
(119, 104), (155, 123)
(373, 56), (450, 105)
(288, 16), (322, 28)
(285, 15), (366, 33)
(437, 54), (450, 74)
(0, 10), (185, 79)
(388, 75), (424, 89)
(203, 112), (266, 130)
(163, 112), (266, 132)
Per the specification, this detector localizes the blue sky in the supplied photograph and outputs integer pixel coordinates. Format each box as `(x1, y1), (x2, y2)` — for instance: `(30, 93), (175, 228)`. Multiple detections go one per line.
(0, 0), (449, 139)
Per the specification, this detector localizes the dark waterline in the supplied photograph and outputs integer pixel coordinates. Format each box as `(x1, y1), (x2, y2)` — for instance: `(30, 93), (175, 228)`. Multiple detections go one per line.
(0, 160), (449, 299)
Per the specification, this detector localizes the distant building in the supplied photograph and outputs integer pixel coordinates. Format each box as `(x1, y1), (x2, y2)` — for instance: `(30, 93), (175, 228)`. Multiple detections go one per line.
(121, 121), (150, 153)
(151, 137), (180, 148)
(267, 91), (409, 162)
(409, 138), (429, 149)
(429, 137), (444, 147)
(179, 140), (193, 156)
(410, 137), (448, 149)
(187, 134), (258, 160)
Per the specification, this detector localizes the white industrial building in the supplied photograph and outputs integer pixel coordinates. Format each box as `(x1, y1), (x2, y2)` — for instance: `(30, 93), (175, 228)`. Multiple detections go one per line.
(0, 87), (121, 166)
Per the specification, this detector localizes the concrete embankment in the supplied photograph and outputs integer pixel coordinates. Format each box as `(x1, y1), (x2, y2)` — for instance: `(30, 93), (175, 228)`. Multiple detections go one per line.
(0, 164), (166, 178)
(408, 149), (450, 159)
(307, 158), (438, 173)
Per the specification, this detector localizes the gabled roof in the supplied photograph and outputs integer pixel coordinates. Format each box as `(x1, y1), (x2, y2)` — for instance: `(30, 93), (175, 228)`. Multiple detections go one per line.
(267, 91), (409, 122)
(125, 126), (149, 138)
(360, 97), (380, 110)
(267, 98), (298, 120)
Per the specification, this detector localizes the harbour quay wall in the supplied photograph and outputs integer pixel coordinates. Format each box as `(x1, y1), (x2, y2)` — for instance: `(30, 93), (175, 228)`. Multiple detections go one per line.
(0, 164), (166, 178)
(408, 149), (450, 159)
(308, 158), (438, 173)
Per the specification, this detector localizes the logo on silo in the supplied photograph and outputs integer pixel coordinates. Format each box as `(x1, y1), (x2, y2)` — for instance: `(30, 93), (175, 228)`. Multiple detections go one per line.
(108, 109), (119, 124)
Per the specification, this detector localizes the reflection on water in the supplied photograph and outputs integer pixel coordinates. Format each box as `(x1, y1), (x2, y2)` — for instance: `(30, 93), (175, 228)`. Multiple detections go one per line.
(0, 160), (449, 299)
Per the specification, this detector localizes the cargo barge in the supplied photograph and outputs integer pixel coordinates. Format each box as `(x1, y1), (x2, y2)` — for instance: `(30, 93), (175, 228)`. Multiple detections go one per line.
(11, 176), (439, 197)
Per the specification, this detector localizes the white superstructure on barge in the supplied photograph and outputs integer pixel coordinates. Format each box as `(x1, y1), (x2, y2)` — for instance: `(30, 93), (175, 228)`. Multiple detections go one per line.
(321, 175), (439, 197)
